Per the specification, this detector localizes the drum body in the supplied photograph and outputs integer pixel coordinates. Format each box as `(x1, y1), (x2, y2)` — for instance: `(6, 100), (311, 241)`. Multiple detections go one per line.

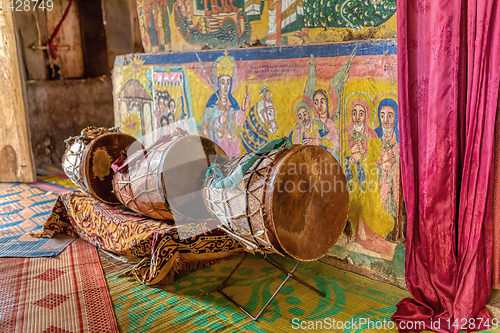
(62, 127), (139, 204)
(112, 135), (228, 221)
(203, 144), (350, 261)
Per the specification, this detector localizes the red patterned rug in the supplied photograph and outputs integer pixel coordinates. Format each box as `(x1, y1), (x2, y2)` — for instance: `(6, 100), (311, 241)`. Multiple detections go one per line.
(0, 239), (118, 332)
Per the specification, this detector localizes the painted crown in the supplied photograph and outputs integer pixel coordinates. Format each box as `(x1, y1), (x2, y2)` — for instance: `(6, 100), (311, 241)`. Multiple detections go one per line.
(217, 51), (235, 77)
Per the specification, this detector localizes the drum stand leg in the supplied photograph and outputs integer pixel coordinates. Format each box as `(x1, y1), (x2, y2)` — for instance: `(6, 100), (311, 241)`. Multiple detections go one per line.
(217, 253), (326, 321)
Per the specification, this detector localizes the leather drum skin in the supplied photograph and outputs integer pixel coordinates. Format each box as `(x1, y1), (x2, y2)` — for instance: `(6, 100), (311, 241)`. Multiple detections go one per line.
(203, 144), (350, 261)
(62, 127), (140, 204)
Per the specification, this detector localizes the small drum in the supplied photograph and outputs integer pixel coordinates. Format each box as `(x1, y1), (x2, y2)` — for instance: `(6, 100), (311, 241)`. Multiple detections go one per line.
(112, 134), (228, 221)
(203, 142), (350, 261)
(62, 126), (140, 204)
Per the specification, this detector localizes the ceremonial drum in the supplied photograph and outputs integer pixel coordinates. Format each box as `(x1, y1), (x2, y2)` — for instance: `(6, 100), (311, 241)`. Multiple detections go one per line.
(112, 134), (228, 221)
(203, 144), (350, 261)
(62, 127), (139, 204)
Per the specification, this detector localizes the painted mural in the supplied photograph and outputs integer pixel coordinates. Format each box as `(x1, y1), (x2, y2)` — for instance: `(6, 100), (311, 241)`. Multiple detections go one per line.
(112, 40), (404, 285)
(136, 0), (397, 52)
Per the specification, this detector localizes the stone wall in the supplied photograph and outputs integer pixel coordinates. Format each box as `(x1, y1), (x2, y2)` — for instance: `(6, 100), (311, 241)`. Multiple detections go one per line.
(26, 78), (114, 168)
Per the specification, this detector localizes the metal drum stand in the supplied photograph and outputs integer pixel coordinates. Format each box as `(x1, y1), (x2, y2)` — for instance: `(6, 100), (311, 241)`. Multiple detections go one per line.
(216, 252), (326, 321)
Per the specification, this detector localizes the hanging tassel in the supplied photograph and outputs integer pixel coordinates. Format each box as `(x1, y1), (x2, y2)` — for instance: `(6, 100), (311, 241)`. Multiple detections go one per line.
(111, 152), (129, 173)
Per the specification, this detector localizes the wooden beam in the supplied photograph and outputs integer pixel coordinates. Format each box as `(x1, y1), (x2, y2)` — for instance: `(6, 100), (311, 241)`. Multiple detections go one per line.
(45, 0), (84, 78)
(0, 9), (36, 182)
(77, 0), (109, 77)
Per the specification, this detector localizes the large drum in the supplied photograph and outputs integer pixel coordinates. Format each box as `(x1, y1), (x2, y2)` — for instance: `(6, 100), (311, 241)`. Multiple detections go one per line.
(62, 127), (139, 204)
(203, 141), (350, 261)
(112, 134), (228, 221)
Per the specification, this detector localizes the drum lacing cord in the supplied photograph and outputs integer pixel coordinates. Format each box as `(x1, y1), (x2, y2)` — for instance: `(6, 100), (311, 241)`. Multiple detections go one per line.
(203, 154), (263, 252)
(244, 151), (271, 255)
(204, 155), (235, 229)
(64, 126), (119, 147)
(205, 137), (292, 254)
(112, 128), (187, 175)
(112, 131), (188, 219)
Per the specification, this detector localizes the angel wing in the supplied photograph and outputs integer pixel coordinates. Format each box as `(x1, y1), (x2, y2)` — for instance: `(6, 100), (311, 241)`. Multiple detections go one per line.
(330, 47), (356, 94)
(330, 47), (356, 118)
(303, 54), (317, 100)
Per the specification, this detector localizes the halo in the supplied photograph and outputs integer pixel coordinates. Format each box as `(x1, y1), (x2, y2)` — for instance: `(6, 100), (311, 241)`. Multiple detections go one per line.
(290, 95), (314, 123)
(343, 91), (376, 127)
(291, 95), (303, 123)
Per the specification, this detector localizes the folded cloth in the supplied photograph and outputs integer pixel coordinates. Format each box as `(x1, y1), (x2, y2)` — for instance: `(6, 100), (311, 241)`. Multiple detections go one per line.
(44, 192), (242, 285)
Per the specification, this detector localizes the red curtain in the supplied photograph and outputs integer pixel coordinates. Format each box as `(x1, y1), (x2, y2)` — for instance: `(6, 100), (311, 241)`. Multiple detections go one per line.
(392, 0), (500, 332)
(494, 96), (500, 289)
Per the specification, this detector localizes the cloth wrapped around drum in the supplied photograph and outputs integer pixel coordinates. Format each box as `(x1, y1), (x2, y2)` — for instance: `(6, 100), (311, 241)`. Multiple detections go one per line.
(203, 137), (350, 261)
(112, 131), (228, 222)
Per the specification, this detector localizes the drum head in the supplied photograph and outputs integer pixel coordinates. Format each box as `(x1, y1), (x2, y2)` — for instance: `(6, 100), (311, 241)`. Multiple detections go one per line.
(162, 136), (228, 222)
(266, 145), (349, 261)
(83, 133), (139, 204)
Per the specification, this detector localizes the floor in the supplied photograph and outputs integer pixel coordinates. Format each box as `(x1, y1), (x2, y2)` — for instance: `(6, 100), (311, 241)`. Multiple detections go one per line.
(0, 182), (14, 192)
(2, 180), (500, 320)
(98, 249), (136, 277)
(488, 290), (500, 318)
(93, 207), (500, 319)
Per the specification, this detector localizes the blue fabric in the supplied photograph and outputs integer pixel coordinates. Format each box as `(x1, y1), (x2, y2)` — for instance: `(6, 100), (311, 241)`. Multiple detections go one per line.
(356, 161), (366, 191)
(0, 184), (74, 257)
(206, 137), (292, 189)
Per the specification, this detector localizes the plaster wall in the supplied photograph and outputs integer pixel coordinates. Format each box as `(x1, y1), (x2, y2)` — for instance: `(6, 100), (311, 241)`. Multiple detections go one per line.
(26, 78), (114, 168)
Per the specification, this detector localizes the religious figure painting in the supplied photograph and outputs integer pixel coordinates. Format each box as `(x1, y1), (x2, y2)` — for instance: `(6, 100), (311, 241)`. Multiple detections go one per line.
(112, 40), (401, 262)
(200, 51), (251, 157)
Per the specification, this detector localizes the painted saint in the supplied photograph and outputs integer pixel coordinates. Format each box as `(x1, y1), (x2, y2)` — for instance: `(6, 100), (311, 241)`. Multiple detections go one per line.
(240, 86), (279, 153)
(375, 98), (400, 239)
(288, 98), (334, 150)
(142, 0), (171, 52)
(303, 53), (354, 160)
(201, 51), (250, 157)
(344, 97), (394, 252)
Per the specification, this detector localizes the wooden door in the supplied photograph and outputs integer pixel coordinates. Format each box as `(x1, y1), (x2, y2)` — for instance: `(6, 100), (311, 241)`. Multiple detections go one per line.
(0, 9), (36, 182)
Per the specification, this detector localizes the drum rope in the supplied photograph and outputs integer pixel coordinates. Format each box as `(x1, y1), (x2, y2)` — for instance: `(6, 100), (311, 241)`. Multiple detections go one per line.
(204, 139), (292, 255)
(111, 133), (193, 220)
(205, 155), (244, 229)
(244, 152), (272, 254)
(112, 128), (187, 174)
(113, 152), (172, 219)
(204, 155), (267, 252)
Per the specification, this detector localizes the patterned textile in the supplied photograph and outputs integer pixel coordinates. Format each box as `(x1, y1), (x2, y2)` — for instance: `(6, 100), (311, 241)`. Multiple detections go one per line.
(108, 254), (417, 333)
(44, 191), (242, 285)
(35, 167), (78, 193)
(0, 239), (118, 332)
(108, 255), (497, 333)
(0, 184), (74, 257)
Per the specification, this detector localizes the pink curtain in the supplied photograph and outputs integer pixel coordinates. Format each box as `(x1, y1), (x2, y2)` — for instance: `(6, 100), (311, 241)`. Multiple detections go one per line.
(494, 96), (500, 289)
(392, 0), (500, 332)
